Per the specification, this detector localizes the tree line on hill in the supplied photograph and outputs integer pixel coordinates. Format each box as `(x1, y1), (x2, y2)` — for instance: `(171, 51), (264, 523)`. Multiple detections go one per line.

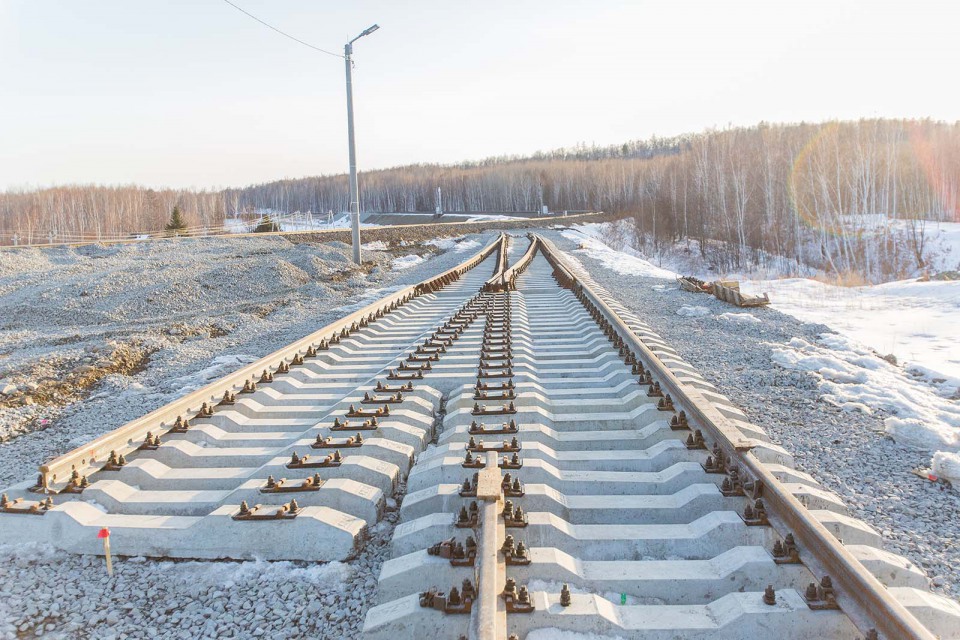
(1, 118), (957, 279)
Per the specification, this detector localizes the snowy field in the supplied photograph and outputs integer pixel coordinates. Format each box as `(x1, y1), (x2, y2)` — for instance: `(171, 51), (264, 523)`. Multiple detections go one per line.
(563, 222), (960, 484)
(224, 212), (382, 234)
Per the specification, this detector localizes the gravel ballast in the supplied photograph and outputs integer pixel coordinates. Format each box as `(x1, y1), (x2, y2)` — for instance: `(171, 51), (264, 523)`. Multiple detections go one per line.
(0, 233), (496, 639)
(543, 228), (960, 602)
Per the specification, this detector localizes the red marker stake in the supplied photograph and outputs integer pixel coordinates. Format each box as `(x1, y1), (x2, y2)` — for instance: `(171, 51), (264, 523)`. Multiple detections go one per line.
(98, 527), (113, 576)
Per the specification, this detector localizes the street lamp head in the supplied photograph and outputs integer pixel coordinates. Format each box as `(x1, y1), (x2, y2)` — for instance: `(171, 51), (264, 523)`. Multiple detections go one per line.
(351, 24), (380, 43)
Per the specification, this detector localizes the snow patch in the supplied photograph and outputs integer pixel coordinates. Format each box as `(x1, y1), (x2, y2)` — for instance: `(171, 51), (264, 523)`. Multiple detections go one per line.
(676, 305), (711, 317)
(718, 312), (761, 324)
(168, 355), (258, 395)
(770, 333), (960, 477)
(427, 237), (483, 253)
(747, 276), (960, 397)
(362, 240), (389, 251)
(560, 226), (677, 279)
(391, 254), (425, 271)
(932, 451), (960, 485)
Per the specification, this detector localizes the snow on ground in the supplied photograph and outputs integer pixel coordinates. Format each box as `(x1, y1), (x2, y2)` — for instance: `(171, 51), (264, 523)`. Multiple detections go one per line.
(462, 214), (526, 222)
(362, 240), (390, 251)
(426, 237), (482, 253)
(560, 226), (678, 278)
(167, 355), (258, 395)
(224, 212), (381, 234)
(390, 254), (426, 270)
(718, 312), (762, 324)
(770, 334), (960, 481)
(560, 222), (960, 484)
(676, 305), (711, 317)
(743, 276), (960, 396)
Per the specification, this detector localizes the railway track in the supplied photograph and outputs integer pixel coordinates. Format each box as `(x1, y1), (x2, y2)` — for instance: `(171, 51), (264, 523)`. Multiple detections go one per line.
(1, 232), (958, 639)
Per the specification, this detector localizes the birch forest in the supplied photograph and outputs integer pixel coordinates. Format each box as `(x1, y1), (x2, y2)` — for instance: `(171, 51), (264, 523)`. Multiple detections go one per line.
(2, 118), (958, 280)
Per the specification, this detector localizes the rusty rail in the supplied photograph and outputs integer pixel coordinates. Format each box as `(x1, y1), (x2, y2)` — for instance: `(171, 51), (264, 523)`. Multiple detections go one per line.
(37, 234), (505, 490)
(535, 234), (936, 640)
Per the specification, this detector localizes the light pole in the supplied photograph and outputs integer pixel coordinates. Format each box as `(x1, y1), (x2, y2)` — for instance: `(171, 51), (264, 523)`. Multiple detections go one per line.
(344, 24), (379, 265)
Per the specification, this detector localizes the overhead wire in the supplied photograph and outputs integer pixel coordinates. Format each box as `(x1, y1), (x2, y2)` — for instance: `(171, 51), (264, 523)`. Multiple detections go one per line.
(220, 0), (344, 59)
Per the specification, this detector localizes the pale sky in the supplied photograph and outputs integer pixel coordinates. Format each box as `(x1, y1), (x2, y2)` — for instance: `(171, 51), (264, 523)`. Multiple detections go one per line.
(2, 0), (958, 191)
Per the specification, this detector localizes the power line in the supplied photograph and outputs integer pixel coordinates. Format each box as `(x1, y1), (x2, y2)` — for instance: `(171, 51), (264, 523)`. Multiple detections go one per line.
(221, 0), (343, 59)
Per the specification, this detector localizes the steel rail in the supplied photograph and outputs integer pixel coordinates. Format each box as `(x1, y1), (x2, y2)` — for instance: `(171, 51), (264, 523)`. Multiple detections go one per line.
(483, 234), (540, 292)
(535, 234), (936, 640)
(38, 234), (506, 489)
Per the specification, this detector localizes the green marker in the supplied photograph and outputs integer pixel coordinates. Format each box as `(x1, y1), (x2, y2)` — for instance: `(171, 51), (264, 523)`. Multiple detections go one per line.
(620, 593), (627, 605)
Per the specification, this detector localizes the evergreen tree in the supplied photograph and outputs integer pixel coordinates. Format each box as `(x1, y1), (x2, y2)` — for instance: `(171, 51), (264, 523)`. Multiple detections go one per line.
(254, 214), (280, 233)
(164, 205), (188, 235)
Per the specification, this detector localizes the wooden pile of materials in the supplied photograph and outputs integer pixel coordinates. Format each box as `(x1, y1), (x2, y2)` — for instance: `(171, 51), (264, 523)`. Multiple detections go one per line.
(677, 276), (770, 307)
